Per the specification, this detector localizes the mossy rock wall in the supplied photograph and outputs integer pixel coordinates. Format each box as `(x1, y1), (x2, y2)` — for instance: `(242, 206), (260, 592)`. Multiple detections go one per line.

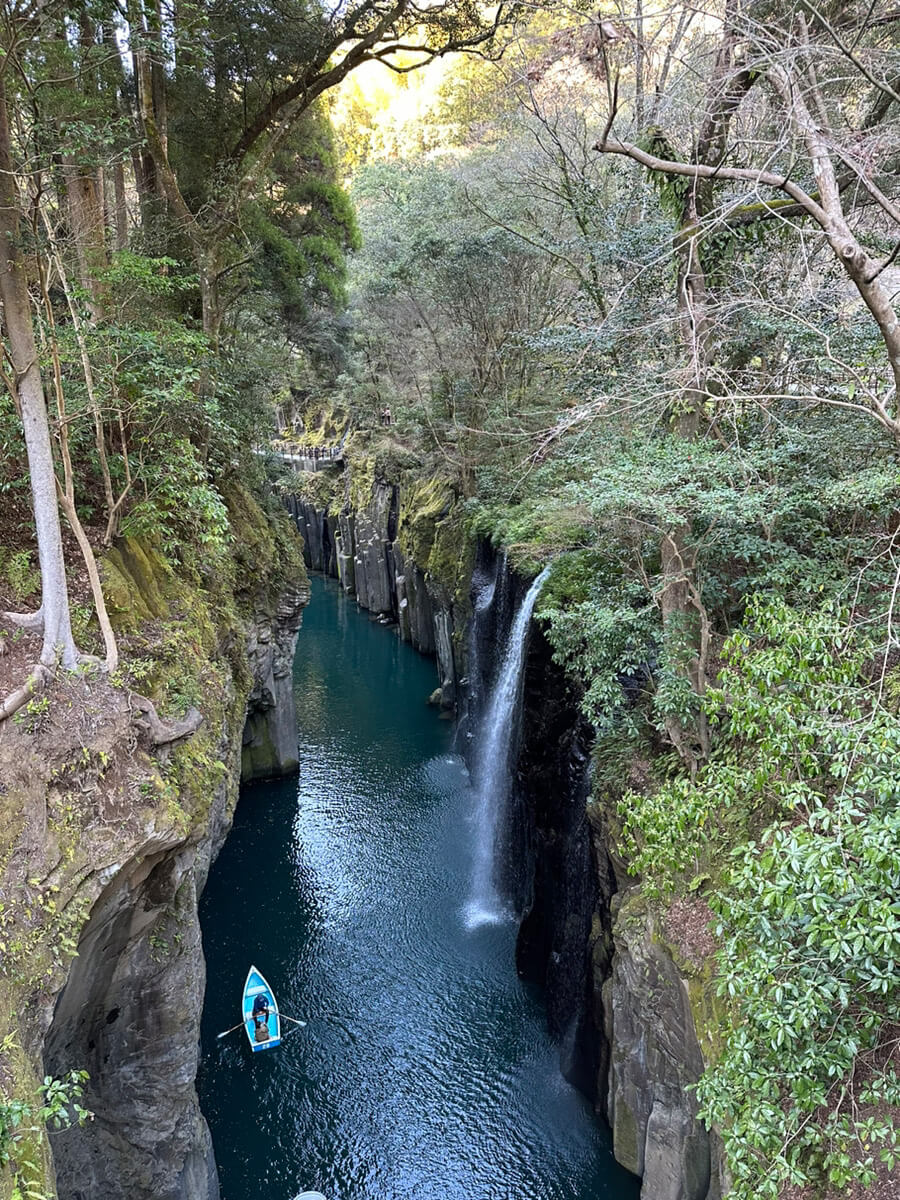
(0, 481), (307, 1200)
(582, 776), (725, 1200)
(282, 447), (473, 709)
(501, 557), (724, 1200)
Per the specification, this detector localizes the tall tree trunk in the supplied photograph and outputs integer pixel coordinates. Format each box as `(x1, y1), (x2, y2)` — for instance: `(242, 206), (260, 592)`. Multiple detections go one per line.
(102, 23), (136, 249)
(64, 12), (109, 313)
(112, 158), (128, 249)
(654, 24), (751, 770)
(660, 207), (709, 768)
(0, 74), (79, 669)
(129, 0), (167, 221)
(61, 158), (108, 316)
(37, 250), (119, 672)
(130, 37), (159, 219)
(129, 13), (224, 344)
(150, 0), (169, 179)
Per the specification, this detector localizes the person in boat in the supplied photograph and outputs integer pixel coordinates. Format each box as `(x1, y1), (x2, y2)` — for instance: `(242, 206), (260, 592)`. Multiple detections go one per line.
(252, 993), (270, 1041)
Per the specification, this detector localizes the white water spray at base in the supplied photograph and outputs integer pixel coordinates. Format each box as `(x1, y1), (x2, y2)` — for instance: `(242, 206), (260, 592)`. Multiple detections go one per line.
(464, 566), (551, 930)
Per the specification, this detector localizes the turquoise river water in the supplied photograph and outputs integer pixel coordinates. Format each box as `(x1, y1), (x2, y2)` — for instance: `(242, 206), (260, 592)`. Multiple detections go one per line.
(198, 574), (641, 1200)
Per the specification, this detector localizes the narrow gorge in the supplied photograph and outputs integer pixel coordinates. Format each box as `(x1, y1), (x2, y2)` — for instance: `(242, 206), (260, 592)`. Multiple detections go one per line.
(1, 466), (718, 1200)
(2, 4), (898, 1198)
(278, 478), (722, 1200)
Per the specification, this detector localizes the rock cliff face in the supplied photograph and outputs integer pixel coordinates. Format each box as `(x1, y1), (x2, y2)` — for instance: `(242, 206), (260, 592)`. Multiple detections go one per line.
(285, 474), (468, 709)
(603, 892), (715, 1200)
(514, 621), (602, 1098)
(242, 577), (309, 781)
(496, 556), (720, 1200)
(0, 483), (307, 1200)
(43, 826), (226, 1200)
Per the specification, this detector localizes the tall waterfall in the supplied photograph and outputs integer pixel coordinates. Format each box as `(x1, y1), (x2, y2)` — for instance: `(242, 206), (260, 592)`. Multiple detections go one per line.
(465, 566), (551, 929)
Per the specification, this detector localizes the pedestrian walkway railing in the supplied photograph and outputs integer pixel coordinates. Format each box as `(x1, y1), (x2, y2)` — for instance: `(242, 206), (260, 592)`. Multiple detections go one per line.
(254, 442), (344, 472)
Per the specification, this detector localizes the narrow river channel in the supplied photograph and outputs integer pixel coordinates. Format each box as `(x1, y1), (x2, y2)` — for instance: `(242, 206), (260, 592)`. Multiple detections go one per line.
(198, 574), (640, 1200)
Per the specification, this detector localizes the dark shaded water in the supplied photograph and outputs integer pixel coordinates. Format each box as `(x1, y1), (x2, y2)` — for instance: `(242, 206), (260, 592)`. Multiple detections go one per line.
(198, 575), (640, 1200)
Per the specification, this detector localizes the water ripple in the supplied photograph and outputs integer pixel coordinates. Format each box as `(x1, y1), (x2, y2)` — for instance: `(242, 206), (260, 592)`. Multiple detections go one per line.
(199, 576), (639, 1200)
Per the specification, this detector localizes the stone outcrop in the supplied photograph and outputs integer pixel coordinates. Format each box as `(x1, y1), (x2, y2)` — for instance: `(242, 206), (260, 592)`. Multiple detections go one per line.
(393, 545), (436, 656)
(351, 481), (397, 616)
(604, 893), (715, 1200)
(44, 831), (225, 1200)
(242, 576), (310, 781)
(285, 473), (470, 710)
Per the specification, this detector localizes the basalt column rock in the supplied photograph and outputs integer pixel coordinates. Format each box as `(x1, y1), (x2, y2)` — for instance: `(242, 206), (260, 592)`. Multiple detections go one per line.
(352, 482), (396, 616)
(323, 511), (340, 578)
(393, 545), (436, 656)
(296, 501), (325, 572)
(514, 621), (603, 1099)
(335, 511), (356, 592)
(242, 575), (310, 781)
(283, 468), (475, 715)
(605, 894), (714, 1200)
(432, 609), (456, 708)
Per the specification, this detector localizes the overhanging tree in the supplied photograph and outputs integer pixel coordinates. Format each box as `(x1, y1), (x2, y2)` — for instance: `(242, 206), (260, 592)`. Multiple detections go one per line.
(595, 0), (900, 439)
(126, 0), (538, 345)
(591, 0), (900, 766)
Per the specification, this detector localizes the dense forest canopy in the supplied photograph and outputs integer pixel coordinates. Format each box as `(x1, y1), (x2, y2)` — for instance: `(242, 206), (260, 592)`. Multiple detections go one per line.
(0, 0), (534, 674)
(2, 0), (900, 1196)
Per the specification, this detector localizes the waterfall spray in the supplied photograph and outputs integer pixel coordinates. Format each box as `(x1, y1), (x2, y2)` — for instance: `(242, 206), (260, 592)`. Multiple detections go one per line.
(465, 566), (551, 929)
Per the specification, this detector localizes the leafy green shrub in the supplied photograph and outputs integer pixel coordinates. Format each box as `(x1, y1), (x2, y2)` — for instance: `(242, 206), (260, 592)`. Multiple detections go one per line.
(120, 439), (231, 571)
(5, 552), (39, 603)
(0, 1070), (91, 1200)
(13, 696), (50, 735)
(627, 599), (900, 1197)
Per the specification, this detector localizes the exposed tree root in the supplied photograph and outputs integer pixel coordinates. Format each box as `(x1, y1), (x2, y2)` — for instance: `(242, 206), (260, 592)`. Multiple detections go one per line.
(130, 694), (203, 746)
(57, 490), (119, 672)
(3, 607), (44, 632)
(0, 664), (51, 723)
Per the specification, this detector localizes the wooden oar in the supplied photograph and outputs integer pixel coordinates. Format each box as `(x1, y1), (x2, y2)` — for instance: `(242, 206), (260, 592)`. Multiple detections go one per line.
(217, 1013), (305, 1038)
